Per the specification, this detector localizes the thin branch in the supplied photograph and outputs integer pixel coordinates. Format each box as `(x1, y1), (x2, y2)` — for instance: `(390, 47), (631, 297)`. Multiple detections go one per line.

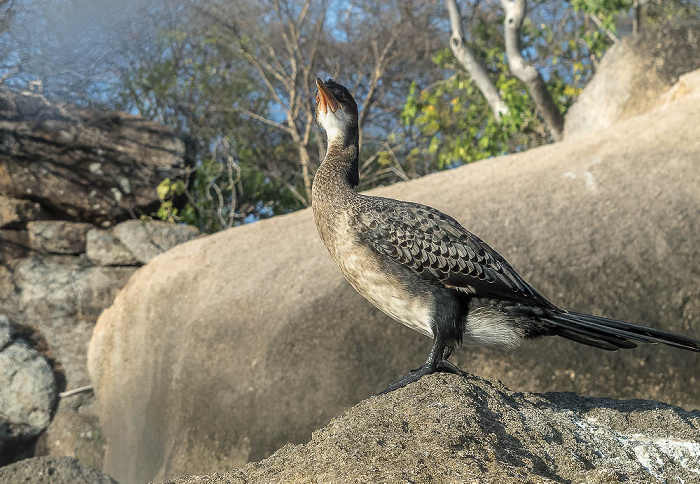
(59, 385), (93, 398)
(587, 13), (619, 43)
(223, 106), (295, 136)
(444, 0), (508, 121)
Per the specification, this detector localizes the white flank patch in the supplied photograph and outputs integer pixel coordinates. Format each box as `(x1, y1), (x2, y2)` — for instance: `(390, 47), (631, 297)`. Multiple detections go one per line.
(463, 306), (523, 348)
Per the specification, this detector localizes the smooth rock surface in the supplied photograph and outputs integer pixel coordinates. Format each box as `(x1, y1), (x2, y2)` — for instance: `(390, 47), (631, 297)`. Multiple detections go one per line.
(89, 85), (700, 483)
(27, 221), (94, 255)
(564, 21), (700, 137)
(86, 229), (139, 266)
(112, 220), (199, 264)
(163, 374), (700, 484)
(0, 456), (119, 484)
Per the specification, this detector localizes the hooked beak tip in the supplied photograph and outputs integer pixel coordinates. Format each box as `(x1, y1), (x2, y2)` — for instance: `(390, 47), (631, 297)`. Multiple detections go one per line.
(316, 77), (340, 115)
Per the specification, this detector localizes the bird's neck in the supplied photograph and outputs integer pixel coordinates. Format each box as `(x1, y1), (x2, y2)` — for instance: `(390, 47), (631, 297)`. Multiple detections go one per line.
(313, 127), (359, 203)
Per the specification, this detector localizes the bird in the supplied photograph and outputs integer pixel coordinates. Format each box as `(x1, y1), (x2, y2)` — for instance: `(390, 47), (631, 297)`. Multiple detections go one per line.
(311, 77), (700, 394)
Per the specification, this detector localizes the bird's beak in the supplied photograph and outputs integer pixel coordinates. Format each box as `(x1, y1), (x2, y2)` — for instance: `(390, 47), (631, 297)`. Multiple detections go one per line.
(316, 78), (340, 114)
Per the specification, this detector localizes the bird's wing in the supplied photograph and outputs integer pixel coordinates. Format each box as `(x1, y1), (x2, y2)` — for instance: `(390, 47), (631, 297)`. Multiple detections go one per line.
(351, 196), (554, 308)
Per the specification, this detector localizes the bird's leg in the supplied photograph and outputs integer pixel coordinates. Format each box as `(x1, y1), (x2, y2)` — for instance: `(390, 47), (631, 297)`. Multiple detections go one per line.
(378, 334), (461, 395)
(436, 345), (461, 374)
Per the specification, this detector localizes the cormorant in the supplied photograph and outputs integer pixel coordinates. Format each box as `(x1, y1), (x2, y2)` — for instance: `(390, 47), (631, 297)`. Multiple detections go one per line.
(311, 77), (700, 393)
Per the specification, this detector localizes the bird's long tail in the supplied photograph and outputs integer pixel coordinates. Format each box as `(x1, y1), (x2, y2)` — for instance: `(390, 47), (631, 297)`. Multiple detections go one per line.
(546, 311), (700, 352)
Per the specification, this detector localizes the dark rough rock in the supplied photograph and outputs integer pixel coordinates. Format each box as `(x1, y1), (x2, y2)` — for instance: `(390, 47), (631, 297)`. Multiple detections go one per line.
(2, 256), (136, 388)
(0, 314), (12, 348)
(112, 220), (199, 264)
(27, 221), (94, 255)
(163, 374), (700, 484)
(0, 89), (188, 225)
(0, 229), (33, 261)
(85, 229), (139, 266)
(0, 456), (119, 484)
(564, 21), (700, 137)
(0, 197), (44, 229)
(0, 315), (57, 447)
(89, 82), (700, 483)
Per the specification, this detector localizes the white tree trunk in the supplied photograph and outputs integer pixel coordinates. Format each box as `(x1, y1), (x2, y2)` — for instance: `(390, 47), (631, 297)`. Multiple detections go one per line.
(444, 0), (508, 122)
(501, 0), (564, 141)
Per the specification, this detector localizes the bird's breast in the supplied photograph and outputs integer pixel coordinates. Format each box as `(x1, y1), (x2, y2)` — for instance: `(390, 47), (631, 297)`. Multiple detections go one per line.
(316, 211), (435, 338)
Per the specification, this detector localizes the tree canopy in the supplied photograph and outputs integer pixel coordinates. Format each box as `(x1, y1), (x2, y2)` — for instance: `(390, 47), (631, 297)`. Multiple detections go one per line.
(0, 0), (697, 232)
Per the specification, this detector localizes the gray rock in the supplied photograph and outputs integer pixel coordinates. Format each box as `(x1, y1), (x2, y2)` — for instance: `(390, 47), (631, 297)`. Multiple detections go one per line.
(0, 456), (119, 484)
(163, 374), (700, 484)
(0, 196), (44, 228)
(86, 229), (139, 266)
(0, 228), (33, 260)
(564, 21), (700, 138)
(0, 335), (57, 442)
(0, 314), (12, 349)
(88, 89), (700, 483)
(3, 255), (136, 388)
(112, 220), (198, 264)
(27, 221), (94, 255)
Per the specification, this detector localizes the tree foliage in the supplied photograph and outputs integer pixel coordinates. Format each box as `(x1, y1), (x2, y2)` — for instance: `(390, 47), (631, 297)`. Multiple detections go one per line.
(0, 0), (697, 232)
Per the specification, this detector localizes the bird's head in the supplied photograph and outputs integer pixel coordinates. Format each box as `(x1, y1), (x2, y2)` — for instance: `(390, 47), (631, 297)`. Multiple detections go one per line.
(315, 78), (358, 144)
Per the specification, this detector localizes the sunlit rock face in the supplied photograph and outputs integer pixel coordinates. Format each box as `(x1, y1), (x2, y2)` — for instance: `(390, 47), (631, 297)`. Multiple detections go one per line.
(564, 20), (700, 138)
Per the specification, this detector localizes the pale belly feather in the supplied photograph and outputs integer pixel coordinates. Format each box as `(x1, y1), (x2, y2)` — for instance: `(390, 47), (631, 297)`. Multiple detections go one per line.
(331, 232), (435, 338)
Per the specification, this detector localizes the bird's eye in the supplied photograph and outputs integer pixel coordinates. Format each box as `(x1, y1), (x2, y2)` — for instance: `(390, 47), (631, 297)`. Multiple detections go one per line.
(315, 93), (320, 103)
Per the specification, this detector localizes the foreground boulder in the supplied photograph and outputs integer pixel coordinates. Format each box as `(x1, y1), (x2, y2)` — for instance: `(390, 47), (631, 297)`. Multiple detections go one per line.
(163, 373), (700, 484)
(89, 75), (700, 483)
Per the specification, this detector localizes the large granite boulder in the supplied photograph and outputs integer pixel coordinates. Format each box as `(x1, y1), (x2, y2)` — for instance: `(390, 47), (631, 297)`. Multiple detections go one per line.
(564, 21), (700, 138)
(88, 80), (700, 483)
(0, 89), (188, 225)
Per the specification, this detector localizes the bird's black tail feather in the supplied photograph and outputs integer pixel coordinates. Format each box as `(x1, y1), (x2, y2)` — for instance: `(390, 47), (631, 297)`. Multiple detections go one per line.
(546, 311), (700, 352)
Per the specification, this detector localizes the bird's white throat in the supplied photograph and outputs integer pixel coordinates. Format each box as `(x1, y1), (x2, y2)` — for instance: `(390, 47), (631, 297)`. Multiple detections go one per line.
(318, 108), (353, 144)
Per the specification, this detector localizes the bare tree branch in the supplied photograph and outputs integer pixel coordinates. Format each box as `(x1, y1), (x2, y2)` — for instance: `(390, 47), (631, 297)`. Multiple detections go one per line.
(357, 25), (403, 149)
(444, 0), (508, 121)
(500, 0), (564, 141)
(587, 13), (619, 43)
